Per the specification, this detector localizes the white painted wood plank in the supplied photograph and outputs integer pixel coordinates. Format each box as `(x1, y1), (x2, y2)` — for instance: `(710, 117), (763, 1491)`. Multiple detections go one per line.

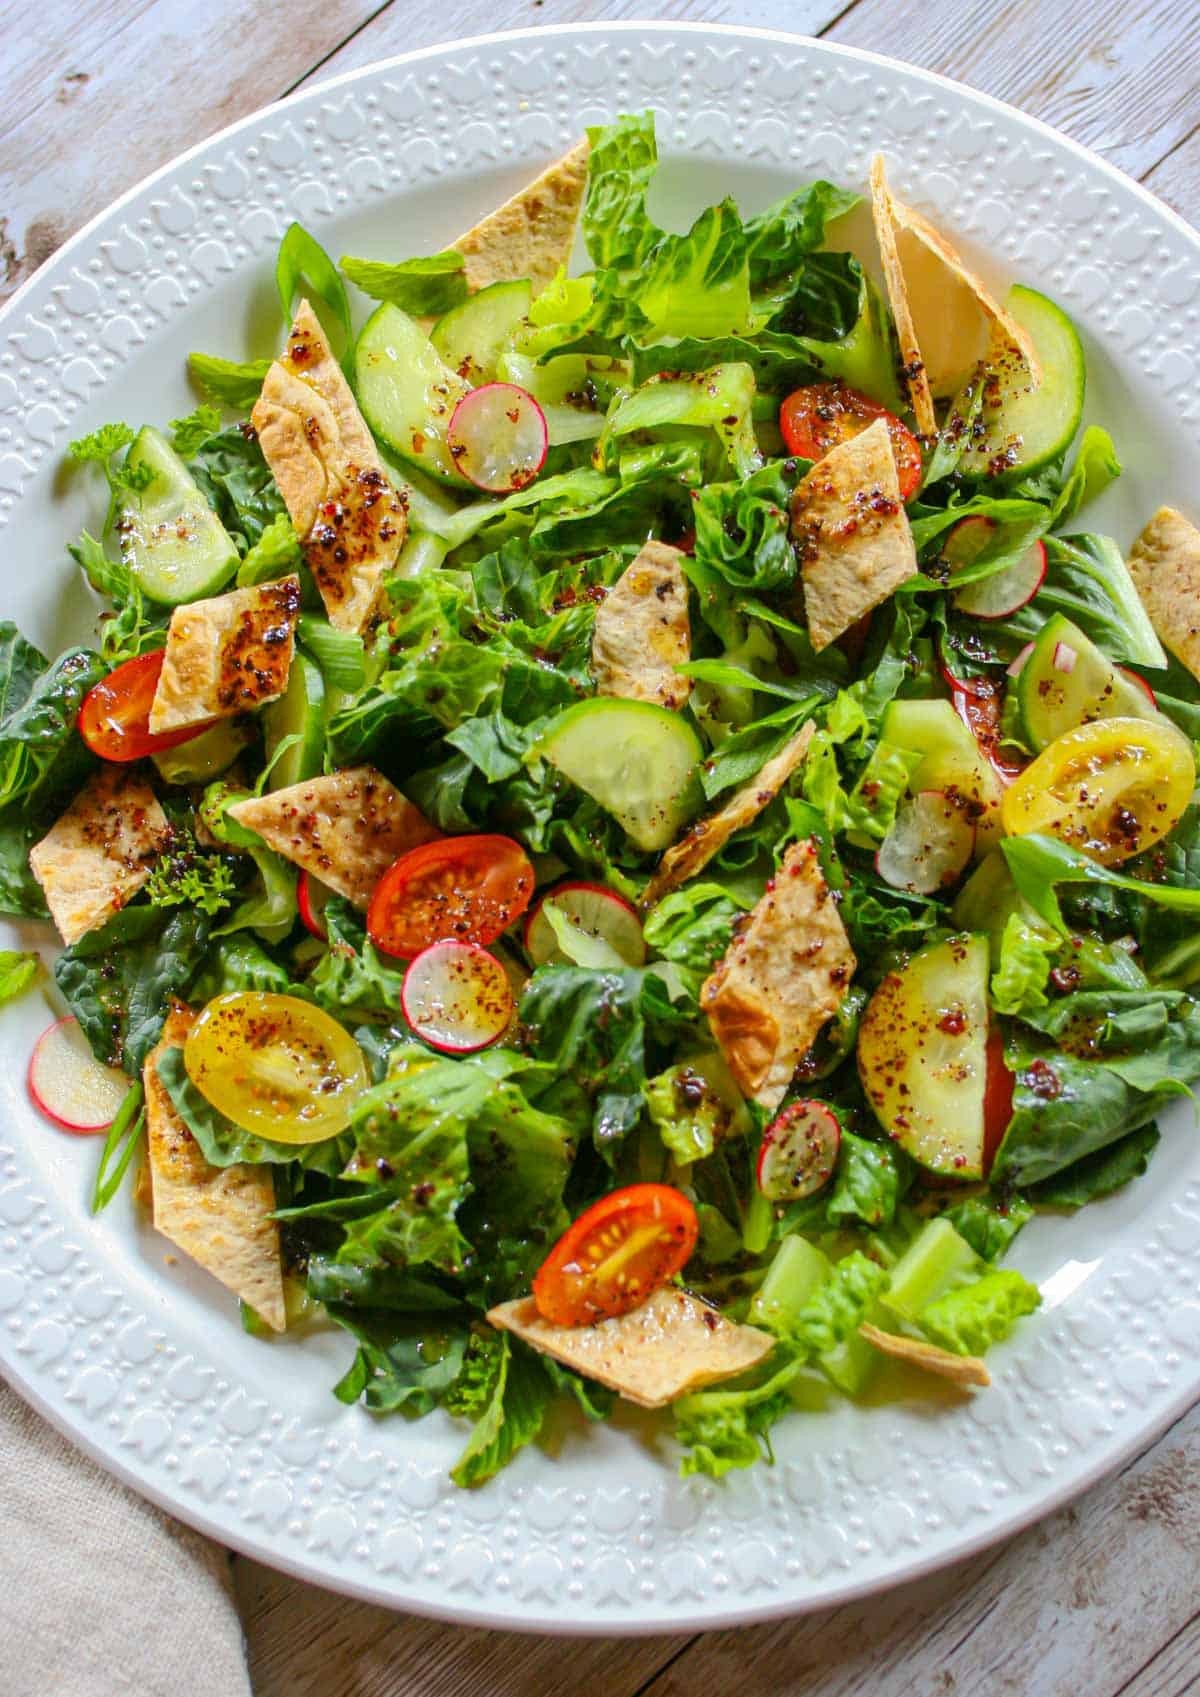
(0, 0), (385, 303)
(827, 0), (1200, 181)
(637, 1404), (1200, 1697)
(233, 1556), (689, 1697)
(1142, 128), (1200, 226)
(297, 0), (854, 89)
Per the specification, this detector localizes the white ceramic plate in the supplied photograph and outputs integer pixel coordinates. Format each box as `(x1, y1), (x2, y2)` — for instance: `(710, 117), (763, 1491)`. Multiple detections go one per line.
(1, 22), (1199, 1635)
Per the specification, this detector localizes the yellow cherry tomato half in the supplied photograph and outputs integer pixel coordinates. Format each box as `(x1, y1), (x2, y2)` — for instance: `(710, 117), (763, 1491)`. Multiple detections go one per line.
(184, 992), (370, 1144)
(1001, 715), (1195, 866)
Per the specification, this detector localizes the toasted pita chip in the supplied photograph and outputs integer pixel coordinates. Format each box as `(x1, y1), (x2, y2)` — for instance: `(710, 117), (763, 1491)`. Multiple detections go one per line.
(1127, 506), (1200, 682)
(143, 1005), (285, 1332)
(871, 155), (1039, 430)
(252, 301), (408, 631)
(451, 139), (590, 297)
(702, 838), (855, 1110)
(642, 721), (814, 909)
(228, 766), (439, 909)
(488, 1287), (773, 1408)
(591, 540), (691, 709)
(791, 417), (918, 652)
(30, 766), (169, 947)
(149, 576), (301, 733)
(859, 1322), (990, 1388)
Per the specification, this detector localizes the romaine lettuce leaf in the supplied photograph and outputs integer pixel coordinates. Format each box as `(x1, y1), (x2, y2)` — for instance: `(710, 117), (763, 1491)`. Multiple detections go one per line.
(340, 250), (467, 315)
(446, 1330), (551, 1488)
(1029, 1120), (1160, 1210)
(940, 1193), (1034, 1261)
(919, 1268), (1041, 1355)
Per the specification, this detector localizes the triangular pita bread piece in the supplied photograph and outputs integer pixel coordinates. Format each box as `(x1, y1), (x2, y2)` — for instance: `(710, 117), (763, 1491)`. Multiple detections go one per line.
(791, 416), (918, 653)
(143, 1005), (286, 1332)
(591, 540), (691, 710)
(252, 300), (408, 632)
(452, 138), (590, 296)
(859, 1322), (990, 1388)
(149, 576), (301, 733)
(1127, 506), (1200, 682)
(487, 1287), (773, 1408)
(870, 155), (1040, 428)
(29, 766), (170, 946)
(228, 766), (439, 909)
(701, 837), (856, 1110)
(642, 721), (814, 908)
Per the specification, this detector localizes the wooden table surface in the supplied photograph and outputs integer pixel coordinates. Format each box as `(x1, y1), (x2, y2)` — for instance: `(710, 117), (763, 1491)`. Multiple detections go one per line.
(4, 1), (1200, 1691)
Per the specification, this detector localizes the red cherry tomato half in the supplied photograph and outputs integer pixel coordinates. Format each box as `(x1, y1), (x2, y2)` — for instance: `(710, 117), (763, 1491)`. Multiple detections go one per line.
(78, 650), (212, 763)
(982, 1027), (1015, 1173)
(779, 382), (923, 500)
(367, 833), (535, 959)
(532, 1183), (699, 1327)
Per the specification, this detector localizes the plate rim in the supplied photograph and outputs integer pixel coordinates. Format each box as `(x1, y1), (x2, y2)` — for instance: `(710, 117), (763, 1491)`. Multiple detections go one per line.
(1, 18), (1198, 1634)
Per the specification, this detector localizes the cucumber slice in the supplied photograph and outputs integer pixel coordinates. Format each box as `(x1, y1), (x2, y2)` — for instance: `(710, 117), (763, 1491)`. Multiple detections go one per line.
(263, 652), (325, 790)
(749, 1234), (831, 1336)
(963, 285), (1085, 479)
(152, 717), (252, 784)
(537, 698), (702, 852)
(857, 933), (991, 1179)
(880, 698), (1003, 850)
(354, 303), (472, 487)
(1017, 613), (1160, 750)
(430, 280), (532, 385)
(882, 1218), (980, 1323)
(117, 427), (239, 605)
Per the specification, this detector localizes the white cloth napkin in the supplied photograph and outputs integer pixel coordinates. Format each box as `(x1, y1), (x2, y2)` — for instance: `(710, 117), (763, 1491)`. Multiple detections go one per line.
(0, 1377), (252, 1697)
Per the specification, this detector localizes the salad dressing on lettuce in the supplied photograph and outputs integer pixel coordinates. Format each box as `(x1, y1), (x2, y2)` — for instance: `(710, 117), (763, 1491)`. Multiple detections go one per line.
(6, 112), (1200, 1486)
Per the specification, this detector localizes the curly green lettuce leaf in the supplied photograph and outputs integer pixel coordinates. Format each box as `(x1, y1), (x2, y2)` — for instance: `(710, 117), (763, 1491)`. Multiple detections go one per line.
(168, 404), (223, 459)
(236, 511), (303, 588)
(446, 1330), (551, 1488)
(742, 181), (859, 287)
(582, 111), (664, 271)
(919, 1268), (1041, 1356)
(990, 912), (1057, 1016)
(187, 425), (288, 553)
(518, 965), (651, 1157)
(0, 949), (38, 1005)
(307, 898), (409, 1024)
(186, 352), (272, 411)
(940, 1193), (1034, 1261)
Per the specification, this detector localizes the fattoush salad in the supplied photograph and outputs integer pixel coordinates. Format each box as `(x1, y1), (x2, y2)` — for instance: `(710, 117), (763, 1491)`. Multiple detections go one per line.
(9, 113), (1200, 1485)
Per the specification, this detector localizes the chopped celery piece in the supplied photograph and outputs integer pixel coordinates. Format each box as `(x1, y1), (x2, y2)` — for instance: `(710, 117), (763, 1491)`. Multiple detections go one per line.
(750, 1234), (831, 1335)
(882, 1217), (980, 1323)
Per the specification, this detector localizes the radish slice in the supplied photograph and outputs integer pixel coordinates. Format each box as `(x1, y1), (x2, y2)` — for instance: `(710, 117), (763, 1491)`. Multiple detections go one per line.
(447, 383), (548, 494)
(944, 513), (1046, 620)
(29, 1017), (128, 1134)
(1053, 641), (1077, 674)
(757, 1099), (841, 1201)
(524, 881), (646, 968)
(1119, 666), (1158, 708)
(876, 789), (977, 895)
(402, 942), (514, 1053)
(1007, 641), (1035, 678)
(297, 870), (333, 941)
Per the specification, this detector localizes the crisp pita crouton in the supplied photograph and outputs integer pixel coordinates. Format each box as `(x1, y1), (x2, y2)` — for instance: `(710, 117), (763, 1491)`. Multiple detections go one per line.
(143, 1004), (285, 1332)
(859, 1322), (990, 1388)
(702, 837), (855, 1110)
(452, 139), (590, 296)
(228, 766), (439, 909)
(487, 1287), (773, 1408)
(30, 767), (169, 946)
(871, 156), (1039, 431)
(791, 418), (918, 652)
(1127, 506), (1200, 682)
(252, 301), (408, 632)
(591, 541), (691, 709)
(642, 721), (814, 908)
(149, 576), (300, 733)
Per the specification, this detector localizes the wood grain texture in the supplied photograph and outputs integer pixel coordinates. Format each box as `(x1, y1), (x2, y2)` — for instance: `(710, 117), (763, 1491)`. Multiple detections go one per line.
(4, 1), (1200, 1692)
(233, 1558), (690, 1697)
(1143, 128), (1200, 225)
(828, 0), (1200, 183)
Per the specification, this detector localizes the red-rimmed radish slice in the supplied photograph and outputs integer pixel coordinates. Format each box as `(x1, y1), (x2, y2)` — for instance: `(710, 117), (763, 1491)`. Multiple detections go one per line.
(1053, 641), (1077, 674)
(29, 1017), (128, 1134)
(446, 382), (548, 495)
(757, 1099), (841, 1201)
(1119, 666), (1158, 708)
(523, 881), (646, 968)
(944, 514), (1046, 619)
(402, 941), (514, 1054)
(876, 789), (977, 895)
(1007, 641), (1035, 678)
(297, 870), (333, 941)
